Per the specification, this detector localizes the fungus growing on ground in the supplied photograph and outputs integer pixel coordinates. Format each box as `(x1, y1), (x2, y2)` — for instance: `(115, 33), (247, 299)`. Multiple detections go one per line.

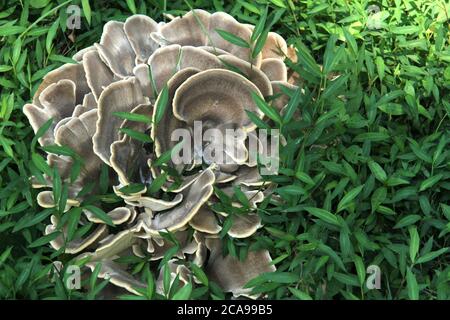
(23, 10), (297, 298)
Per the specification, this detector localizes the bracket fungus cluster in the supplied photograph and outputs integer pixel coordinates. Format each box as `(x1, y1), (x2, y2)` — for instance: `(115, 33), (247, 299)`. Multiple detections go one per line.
(23, 10), (298, 298)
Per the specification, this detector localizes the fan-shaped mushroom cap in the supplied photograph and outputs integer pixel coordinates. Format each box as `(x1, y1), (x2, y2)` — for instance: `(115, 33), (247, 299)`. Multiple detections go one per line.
(271, 81), (299, 112)
(45, 215), (108, 254)
(83, 50), (115, 101)
(205, 239), (276, 297)
(215, 171), (237, 184)
(152, 67), (198, 164)
(30, 175), (52, 189)
(286, 44), (298, 63)
(133, 64), (154, 99)
(218, 54), (273, 97)
(218, 163), (240, 174)
(87, 229), (138, 262)
(85, 260), (146, 296)
(131, 240), (147, 258)
(134, 193), (183, 213)
(180, 46), (223, 70)
(110, 103), (152, 185)
(232, 165), (264, 187)
(208, 12), (259, 66)
(245, 130), (280, 169)
(160, 9), (211, 46)
(23, 104), (54, 146)
(72, 45), (96, 62)
(228, 214), (262, 238)
(72, 92), (97, 117)
(148, 44), (181, 93)
(95, 21), (136, 78)
(148, 45), (223, 95)
(199, 46), (230, 56)
(112, 185), (147, 204)
(192, 231), (208, 267)
(161, 168), (210, 193)
(202, 122), (249, 171)
(173, 69), (264, 130)
(244, 25), (288, 61)
(93, 77), (147, 164)
(189, 206), (221, 234)
(55, 109), (102, 184)
(84, 207), (133, 225)
(124, 15), (160, 64)
(160, 11), (262, 65)
(144, 230), (194, 261)
(145, 167), (215, 234)
(37, 190), (80, 210)
(155, 259), (190, 295)
(261, 58), (288, 82)
(24, 79), (77, 146)
(39, 79), (76, 115)
(219, 185), (265, 209)
(261, 32), (288, 60)
(53, 117), (73, 136)
(32, 63), (89, 108)
(82, 92), (97, 109)
(46, 152), (72, 181)
(51, 113), (103, 187)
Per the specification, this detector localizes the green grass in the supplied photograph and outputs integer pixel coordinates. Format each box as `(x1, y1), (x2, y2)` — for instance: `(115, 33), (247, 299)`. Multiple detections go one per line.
(0, 0), (449, 299)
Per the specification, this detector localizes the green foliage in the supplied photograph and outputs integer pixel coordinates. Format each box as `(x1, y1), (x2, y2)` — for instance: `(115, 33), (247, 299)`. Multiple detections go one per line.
(0, 0), (448, 300)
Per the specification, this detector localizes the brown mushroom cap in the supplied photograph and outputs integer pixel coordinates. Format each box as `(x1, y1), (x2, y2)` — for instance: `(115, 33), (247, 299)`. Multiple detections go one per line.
(124, 15), (159, 64)
(159, 10), (261, 66)
(72, 93), (97, 117)
(72, 45), (96, 62)
(160, 9), (211, 47)
(201, 123), (249, 172)
(271, 81), (299, 112)
(55, 109), (102, 183)
(93, 77), (147, 164)
(39, 79), (76, 114)
(148, 44), (182, 93)
(86, 229), (138, 262)
(141, 230), (194, 261)
(173, 69), (264, 130)
(152, 67), (199, 160)
(37, 191), (80, 210)
(24, 79), (77, 146)
(207, 12), (254, 63)
(83, 50), (115, 101)
(110, 103), (152, 185)
(232, 165), (265, 187)
(45, 215), (108, 254)
(84, 207), (133, 225)
(218, 54), (273, 97)
(189, 206), (222, 234)
(145, 167), (215, 233)
(155, 259), (190, 295)
(95, 21), (136, 78)
(32, 109), (102, 209)
(85, 260), (146, 296)
(133, 64), (154, 99)
(32, 63), (89, 108)
(261, 32), (288, 60)
(205, 238), (276, 297)
(261, 58), (288, 82)
(180, 46), (223, 70)
(148, 45), (223, 95)
(227, 213), (262, 238)
(134, 193), (183, 213)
